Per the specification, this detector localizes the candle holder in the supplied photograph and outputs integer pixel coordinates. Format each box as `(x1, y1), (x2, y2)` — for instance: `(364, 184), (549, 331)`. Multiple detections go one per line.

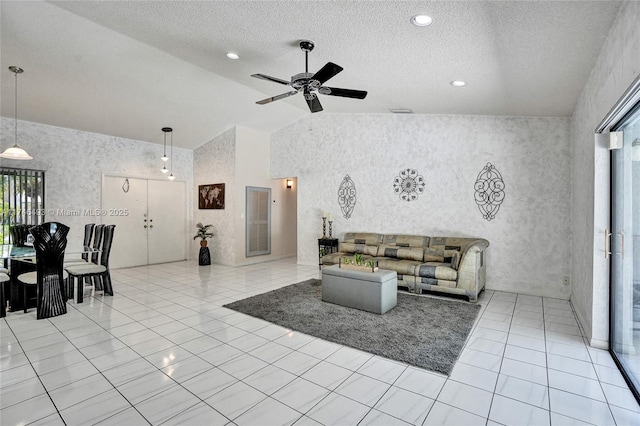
(328, 221), (333, 238)
(322, 216), (327, 239)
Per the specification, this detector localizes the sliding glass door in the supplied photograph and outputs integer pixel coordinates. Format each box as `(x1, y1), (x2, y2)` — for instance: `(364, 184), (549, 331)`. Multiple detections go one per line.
(610, 102), (640, 401)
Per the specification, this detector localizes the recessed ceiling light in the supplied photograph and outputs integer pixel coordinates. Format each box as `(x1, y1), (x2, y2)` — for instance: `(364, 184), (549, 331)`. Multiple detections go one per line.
(411, 15), (433, 27)
(389, 108), (413, 114)
(450, 80), (466, 87)
(226, 52), (239, 60)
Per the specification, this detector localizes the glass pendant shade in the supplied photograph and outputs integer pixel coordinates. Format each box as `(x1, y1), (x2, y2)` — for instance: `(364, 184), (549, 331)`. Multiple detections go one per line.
(0, 145), (33, 160)
(161, 164), (169, 174)
(1, 66), (32, 161)
(167, 173), (176, 181)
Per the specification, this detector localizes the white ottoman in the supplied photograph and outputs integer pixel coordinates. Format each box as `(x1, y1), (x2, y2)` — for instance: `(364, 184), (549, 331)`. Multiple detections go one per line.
(322, 265), (397, 314)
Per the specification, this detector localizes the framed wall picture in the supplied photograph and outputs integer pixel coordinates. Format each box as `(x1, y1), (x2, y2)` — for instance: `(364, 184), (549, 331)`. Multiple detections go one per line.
(199, 183), (225, 209)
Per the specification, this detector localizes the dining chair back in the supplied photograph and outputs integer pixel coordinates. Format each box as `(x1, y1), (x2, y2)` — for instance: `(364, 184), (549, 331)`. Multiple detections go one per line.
(9, 224), (32, 247)
(99, 225), (116, 295)
(91, 224), (104, 264)
(81, 223), (95, 262)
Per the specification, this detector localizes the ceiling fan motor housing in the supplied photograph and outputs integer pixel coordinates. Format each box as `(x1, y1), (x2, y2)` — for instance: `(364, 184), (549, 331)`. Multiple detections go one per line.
(291, 72), (314, 90)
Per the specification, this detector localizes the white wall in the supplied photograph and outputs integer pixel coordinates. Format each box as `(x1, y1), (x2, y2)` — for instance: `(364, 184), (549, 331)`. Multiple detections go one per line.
(272, 113), (572, 298)
(571, 1), (640, 348)
(193, 125), (297, 266)
(193, 127), (237, 264)
(235, 125), (297, 264)
(0, 117), (193, 253)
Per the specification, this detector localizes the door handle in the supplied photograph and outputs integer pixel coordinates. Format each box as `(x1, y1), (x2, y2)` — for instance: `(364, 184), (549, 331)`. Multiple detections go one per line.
(605, 229), (611, 259)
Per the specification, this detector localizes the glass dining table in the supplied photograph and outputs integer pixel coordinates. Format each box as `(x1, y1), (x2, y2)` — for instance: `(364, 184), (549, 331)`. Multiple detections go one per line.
(1, 244), (99, 316)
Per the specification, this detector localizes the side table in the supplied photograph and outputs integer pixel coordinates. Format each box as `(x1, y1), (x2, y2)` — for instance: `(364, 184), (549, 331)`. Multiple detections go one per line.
(318, 238), (339, 270)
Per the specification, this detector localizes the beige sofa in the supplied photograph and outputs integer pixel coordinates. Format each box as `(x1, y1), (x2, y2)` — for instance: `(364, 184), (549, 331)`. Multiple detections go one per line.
(322, 232), (489, 302)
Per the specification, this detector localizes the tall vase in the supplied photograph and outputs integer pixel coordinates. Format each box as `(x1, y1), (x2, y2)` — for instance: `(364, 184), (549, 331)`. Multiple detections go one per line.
(199, 240), (211, 265)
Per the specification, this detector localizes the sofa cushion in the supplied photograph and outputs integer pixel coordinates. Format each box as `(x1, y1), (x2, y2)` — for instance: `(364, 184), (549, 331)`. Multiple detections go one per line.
(376, 244), (424, 261)
(416, 277), (457, 288)
(424, 246), (461, 269)
(382, 234), (430, 248)
(343, 232), (384, 246)
(321, 252), (345, 265)
(375, 258), (420, 275)
(416, 262), (458, 281)
(339, 242), (379, 256)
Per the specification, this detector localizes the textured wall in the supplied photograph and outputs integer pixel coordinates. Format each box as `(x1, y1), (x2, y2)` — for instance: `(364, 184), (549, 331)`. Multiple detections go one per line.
(193, 125), (297, 266)
(272, 113), (571, 298)
(0, 117), (193, 252)
(571, 1), (640, 348)
(193, 127), (236, 264)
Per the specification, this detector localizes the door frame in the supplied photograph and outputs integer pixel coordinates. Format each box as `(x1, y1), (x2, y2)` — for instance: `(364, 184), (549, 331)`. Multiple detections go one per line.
(598, 74), (640, 404)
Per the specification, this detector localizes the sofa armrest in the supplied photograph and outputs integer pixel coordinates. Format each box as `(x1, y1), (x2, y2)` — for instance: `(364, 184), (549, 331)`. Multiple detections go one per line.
(456, 239), (489, 302)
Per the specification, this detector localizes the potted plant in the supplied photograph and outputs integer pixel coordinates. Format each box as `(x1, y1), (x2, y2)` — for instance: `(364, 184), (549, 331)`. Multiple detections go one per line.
(193, 222), (214, 247)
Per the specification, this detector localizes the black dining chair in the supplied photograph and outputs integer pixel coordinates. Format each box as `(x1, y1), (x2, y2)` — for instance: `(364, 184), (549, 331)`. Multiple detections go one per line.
(16, 222), (69, 319)
(65, 225), (115, 303)
(64, 223), (95, 266)
(0, 272), (9, 318)
(67, 224), (103, 300)
(9, 224), (32, 247)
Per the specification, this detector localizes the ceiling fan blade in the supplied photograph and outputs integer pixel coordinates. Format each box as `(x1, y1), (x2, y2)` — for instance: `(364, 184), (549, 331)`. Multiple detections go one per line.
(304, 88), (323, 113)
(251, 73), (291, 86)
(319, 87), (368, 99)
(311, 62), (343, 85)
(256, 90), (299, 105)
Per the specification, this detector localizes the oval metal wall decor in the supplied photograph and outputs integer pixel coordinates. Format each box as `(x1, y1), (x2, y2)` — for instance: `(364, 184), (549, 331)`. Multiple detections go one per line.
(393, 168), (425, 202)
(474, 162), (505, 221)
(338, 174), (357, 219)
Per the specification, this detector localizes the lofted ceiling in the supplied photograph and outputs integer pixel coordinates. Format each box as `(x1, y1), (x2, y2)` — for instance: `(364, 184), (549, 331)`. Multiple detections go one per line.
(0, 1), (622, 150)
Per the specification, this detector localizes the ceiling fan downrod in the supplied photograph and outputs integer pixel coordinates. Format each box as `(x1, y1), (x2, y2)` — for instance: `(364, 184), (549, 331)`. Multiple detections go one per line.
(299, 40), (314, 74)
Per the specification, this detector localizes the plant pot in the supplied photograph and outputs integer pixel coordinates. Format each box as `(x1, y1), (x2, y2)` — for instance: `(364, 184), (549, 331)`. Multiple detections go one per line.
(200, 240), (208, 248)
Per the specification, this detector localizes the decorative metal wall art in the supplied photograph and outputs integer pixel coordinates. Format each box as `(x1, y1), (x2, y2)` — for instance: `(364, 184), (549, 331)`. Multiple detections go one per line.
(122, 178), (130, 193)
(474, 162), (505, 221)
(338, 175), (357, 219)
(393, 168), (425, 202)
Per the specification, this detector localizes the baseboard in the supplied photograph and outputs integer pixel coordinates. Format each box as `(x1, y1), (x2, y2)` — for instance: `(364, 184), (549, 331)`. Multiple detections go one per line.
(485, 285), (571, 300)
(590, 338), (609, 350)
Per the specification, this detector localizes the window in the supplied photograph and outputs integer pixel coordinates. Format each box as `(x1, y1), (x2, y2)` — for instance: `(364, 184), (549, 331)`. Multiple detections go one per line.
(246, 186), (271, 257)
(0, 167), (45, 244)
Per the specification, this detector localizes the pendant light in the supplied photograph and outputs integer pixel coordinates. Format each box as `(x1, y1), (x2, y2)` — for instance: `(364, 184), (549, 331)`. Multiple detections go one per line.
(160, 127), (170, 173)
(167, 127), (175, 180)
(0, 66), (33, 160)
(160, 127), (169, 162)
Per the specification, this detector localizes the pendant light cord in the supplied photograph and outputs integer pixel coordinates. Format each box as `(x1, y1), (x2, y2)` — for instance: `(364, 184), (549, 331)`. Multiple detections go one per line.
(163, 131), (167, 157)
(14, 69), (18, 146)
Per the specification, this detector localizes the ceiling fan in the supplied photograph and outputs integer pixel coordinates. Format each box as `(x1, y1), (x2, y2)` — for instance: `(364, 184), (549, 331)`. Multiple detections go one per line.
(251, 40), (367, 113)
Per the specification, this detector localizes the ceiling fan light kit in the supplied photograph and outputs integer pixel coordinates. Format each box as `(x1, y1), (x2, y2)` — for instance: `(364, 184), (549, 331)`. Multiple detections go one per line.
(252, 40), (367, 113)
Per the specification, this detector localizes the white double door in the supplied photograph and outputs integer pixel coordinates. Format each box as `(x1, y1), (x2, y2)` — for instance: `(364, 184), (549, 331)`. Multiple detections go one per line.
(102, 176), (186, 269)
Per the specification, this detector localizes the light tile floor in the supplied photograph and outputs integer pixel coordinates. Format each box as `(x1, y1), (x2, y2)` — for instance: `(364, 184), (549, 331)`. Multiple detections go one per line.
(1, 258), (639, 425)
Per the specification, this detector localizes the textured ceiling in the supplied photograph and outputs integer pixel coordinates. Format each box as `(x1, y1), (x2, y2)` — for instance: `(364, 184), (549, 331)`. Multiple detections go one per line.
(0, 1), (622, 149)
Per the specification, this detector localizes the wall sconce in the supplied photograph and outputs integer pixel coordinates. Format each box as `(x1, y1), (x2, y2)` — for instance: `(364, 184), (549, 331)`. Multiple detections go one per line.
(286, 179), (293, 189)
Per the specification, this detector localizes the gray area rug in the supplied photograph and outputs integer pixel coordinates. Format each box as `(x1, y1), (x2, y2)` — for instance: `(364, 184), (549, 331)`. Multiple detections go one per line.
(224, 279), (481, 375)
